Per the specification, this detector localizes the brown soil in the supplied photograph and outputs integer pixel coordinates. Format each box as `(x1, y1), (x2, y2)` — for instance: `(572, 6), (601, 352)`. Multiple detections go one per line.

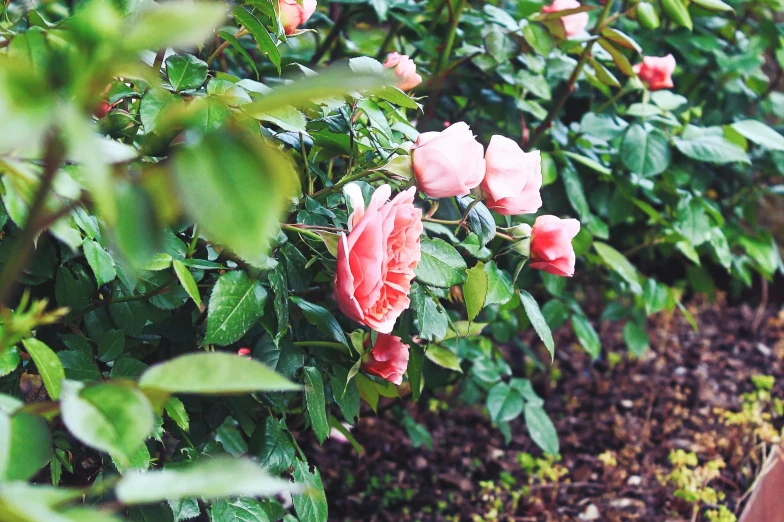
(306, 296), (784, 521)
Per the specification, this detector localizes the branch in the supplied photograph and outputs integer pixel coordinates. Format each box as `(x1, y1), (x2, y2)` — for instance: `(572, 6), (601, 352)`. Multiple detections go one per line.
(207, 28), (250, 66)
(528, 0), (616, 149)
(0, 134), (65, 308)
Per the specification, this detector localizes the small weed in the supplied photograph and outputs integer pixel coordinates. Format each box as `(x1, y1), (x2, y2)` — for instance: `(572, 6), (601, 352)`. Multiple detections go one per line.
(661, 450), (735, 521)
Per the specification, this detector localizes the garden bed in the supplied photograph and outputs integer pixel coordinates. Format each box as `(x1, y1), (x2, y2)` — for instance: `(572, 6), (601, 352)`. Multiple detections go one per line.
(306, 297), (784, 521)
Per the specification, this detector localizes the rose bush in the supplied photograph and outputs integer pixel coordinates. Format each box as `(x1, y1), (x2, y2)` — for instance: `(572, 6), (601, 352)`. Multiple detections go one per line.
(0, 0), (781, 520)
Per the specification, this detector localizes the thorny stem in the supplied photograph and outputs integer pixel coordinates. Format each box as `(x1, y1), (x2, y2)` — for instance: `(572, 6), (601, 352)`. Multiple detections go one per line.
(528, 0), (616, 148)
(207, 28), (249, 66)
(0, 134), (65, 308)
(311, 169), (380, 200)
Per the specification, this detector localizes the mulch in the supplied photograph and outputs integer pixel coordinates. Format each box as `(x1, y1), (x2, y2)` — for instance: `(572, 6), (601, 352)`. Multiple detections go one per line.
(304, 295), (784, 521)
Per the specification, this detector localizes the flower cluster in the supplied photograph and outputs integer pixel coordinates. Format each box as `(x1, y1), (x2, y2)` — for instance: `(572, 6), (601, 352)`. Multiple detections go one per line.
(334, 115), (581, 384)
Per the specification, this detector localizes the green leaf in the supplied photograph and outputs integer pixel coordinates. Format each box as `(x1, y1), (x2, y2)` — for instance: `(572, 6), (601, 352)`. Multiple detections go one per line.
(164, 397), (190, 432)
(124, 2), (228, 51)
(597, 38), (635, 76)
(84, 240), (117, 286)
(61, 380), (154, 467)
(116, 456), (292, 504)
(22, 339), (64, 400)
(661, 0), (692, 30)
(483, 262), (514, 306)
(486, 382), (524, 422)
(139, 352), (299, 395)
(170, 498), (201, 522)
(621, 125), (671, 177)
(416, 238), (468, 288)
(55, 266), (95, 310)
(0, 347), (20, 377)
(522, 22), (553, 56)
(218, 31), (259, 80)
(463, 262), (488, 322)
(292, 460), (328, 522)
(210, 498), (272, 522)
(411, 284), (448, 342)
(0, 411), (53, 481)
(290, 297), (347, 345)
(58, 350), (102, 381)
(691, 0), (734, 11)
(248, 418), (295, 475)
(519, 291), (555, 359)
(674, 135), (750, 165)
(524, 405), (559, 455)
(269, 263), (289, 338)
(256, 336), (304, 380)
(97, 329), (125, 362)
(731, 120), (784, 151)
(205, 271), (267, 346)
(425, 345), (463, 373)
(623, 321), (649, 356)
(173, 131), (298, 267)
(456, 196), (496, 247)
(166, 54), (208, 92)
(651, 91), (687, 111)
(593, 242), (642, 294)
(571, 315), (600, 360)
(232, 6), (281, 74)
(302, 367), (329, 444)
(172, 260), (202, 307)
(560, 159), (591, 221)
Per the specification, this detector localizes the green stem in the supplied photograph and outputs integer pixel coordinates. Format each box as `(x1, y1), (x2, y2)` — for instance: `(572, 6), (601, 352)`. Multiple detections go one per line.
(594, 83), (629, 113)
(310, 7), (356, 64)
(281, 224), (323, 241)
(434, 0), (467, 76)
(66, 281), (175, 321)
(293, 341), (348, 351)
(206, 28), (249, 66)
(375, 20), (400, 60)
(186, 225), (200, 258)
(528, 0), (616, 148)
(311, 170), (378, 200)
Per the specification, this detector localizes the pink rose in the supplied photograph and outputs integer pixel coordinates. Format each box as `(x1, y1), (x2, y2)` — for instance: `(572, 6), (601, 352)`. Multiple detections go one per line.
(334, 184), (423, 333)
(278, 0), (317, 35)
(633, 55), (676, 91)
(383, 52), (423, 91)
(412, 122), (486, 199)
(541, 0), (589, 38)
(481, 136), (542, 216)
(362, 334), (410, 385)
(237, 347), (252, 357)
(530, 215), (580, 277)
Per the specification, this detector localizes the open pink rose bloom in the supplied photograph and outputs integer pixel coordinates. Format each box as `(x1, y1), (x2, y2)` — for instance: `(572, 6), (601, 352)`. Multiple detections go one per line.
(334, 184), (423, 334)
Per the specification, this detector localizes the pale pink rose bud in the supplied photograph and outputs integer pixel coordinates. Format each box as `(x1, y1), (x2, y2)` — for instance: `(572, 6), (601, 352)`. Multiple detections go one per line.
(633, 55), (676, 91)
(412, 122), (486, 199)
(362, 334), (410, 385)
(541, 0), (589, 38)
(334, 184), (423, 333)
(481, 136), (542, 216)
(278, 0), (317, 35)
(530, 215), (581, 277)
(383, 52), (423, 91)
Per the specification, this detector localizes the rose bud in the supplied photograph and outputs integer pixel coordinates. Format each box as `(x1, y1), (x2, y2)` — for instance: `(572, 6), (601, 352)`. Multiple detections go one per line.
(481, 136), (542, 216)
(362, 333), (410, 385)
(279, 0), (317, 35)
(529, 215), (581, 277)
(412, 122), (486, 199)
(541, 0), (589, 39)
(334, 184), (423, 333)
(633, 54), (676, 91)
(383, 52), (423, 91)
